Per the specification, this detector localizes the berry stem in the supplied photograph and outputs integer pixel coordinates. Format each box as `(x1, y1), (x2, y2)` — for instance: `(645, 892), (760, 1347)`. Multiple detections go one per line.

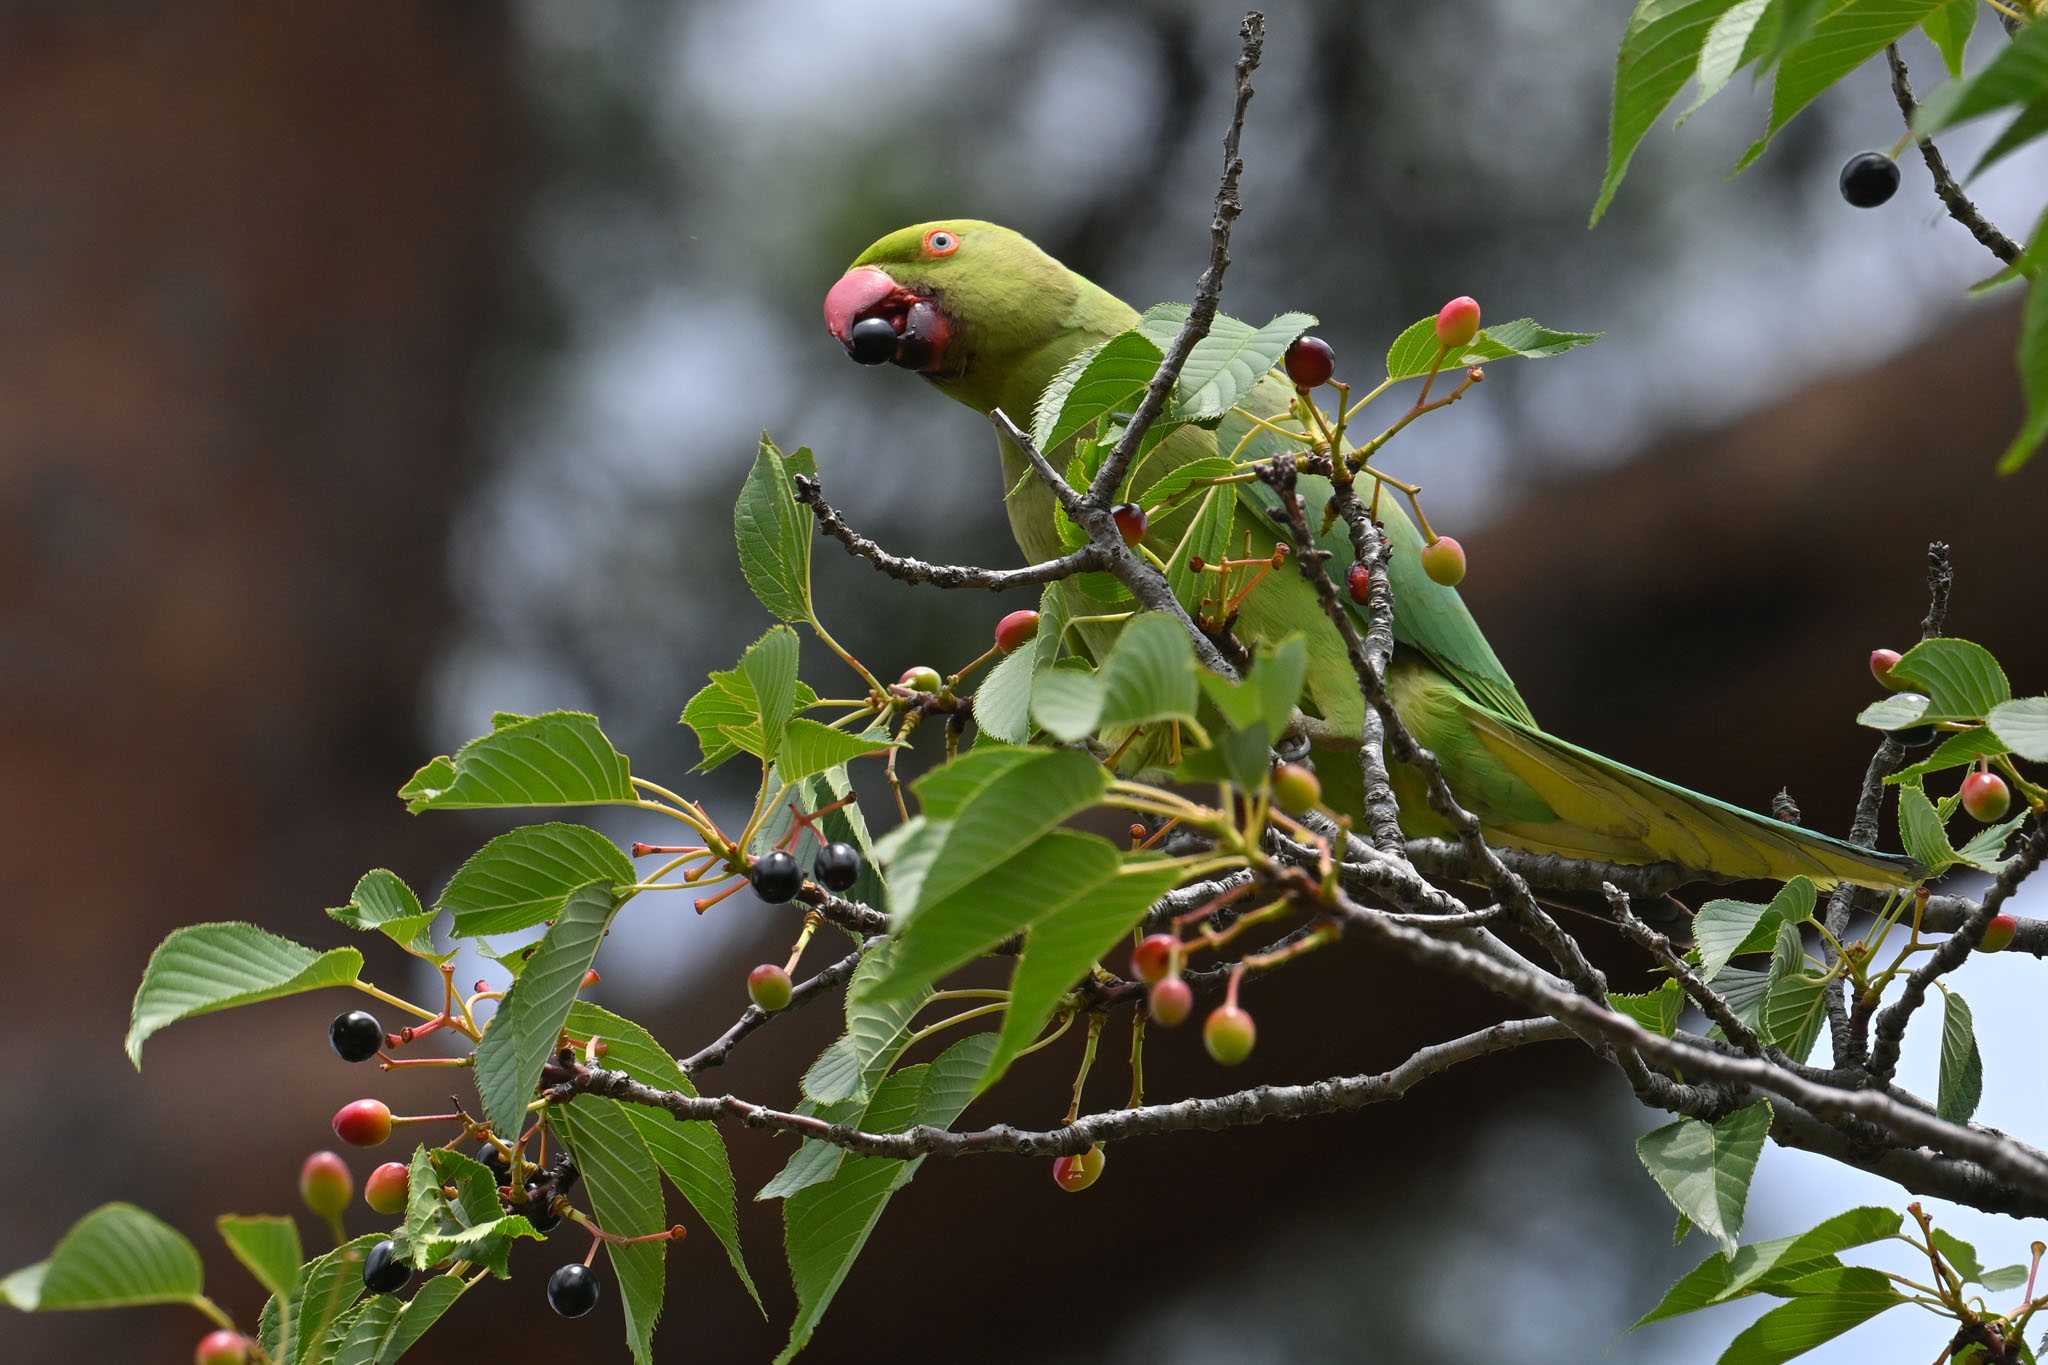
(1126, 1010), (1147, 1109)
(1064, 1013), (1107, 1124)
(902, 1001), (1010, 1049)
(1009, 1012), (1075, 1062)
(947, 644), (1002, 686)
(782, 911), (823, 975)
(187, 1294), (237, 1334)
(692, 877), (748, 915)
(350, 980), (440, 1025)
(378, 1054), (473, 1070)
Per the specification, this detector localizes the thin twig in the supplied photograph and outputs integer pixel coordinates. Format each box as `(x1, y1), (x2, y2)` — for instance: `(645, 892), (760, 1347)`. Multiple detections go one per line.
(1884, 45), (2021, 266)
(1605, 883), (1768, 1056)
(681, 943), (871, 1077)
(794, 474), (1103, 590)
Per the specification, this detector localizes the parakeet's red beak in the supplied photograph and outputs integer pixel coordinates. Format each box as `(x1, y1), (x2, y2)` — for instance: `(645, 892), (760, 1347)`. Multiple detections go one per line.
(824, 266), (953, 373)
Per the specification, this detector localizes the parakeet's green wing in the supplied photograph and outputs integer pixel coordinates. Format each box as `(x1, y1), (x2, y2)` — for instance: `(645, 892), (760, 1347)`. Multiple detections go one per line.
(1221, 380), (1537, 727)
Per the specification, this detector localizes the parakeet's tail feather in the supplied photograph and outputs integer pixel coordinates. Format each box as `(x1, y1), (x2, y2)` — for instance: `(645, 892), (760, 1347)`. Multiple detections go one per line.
(1462, 709), (1919, 891)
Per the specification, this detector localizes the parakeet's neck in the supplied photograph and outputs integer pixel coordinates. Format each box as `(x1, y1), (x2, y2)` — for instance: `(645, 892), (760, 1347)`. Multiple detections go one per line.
(928, 266), (1138, 424)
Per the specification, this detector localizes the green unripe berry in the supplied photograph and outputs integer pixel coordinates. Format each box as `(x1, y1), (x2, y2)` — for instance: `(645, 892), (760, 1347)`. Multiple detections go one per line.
(1960, 771), (2011, 823)
(1420, 536), (1466, 588)
(299, 1150), (352, 1219)
(1271, 762), (1321, 816)
(1051, 1144), (1106, 1192)
(898, 665), (942, 693)
(747, 963), (794, 1011)
(1203, 1003), (1257, 1066)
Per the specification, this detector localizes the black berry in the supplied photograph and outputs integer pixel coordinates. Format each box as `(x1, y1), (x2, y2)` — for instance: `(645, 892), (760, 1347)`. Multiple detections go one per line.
(1284, 335), (1335, 389)
(847, 316), (898, 365)
(476, 1142), (511, 1186)
(750, 850), (803, 903)
(814, 841), (861, 892)
(1894, 724), (1938, 749)
(328, 1010), (385, 1063)
(547, 1263), (602, 1318)
(1839, 152), (1899, 208)
(552, 1156), (579, 1193)
(523, 1194), (563, 1235)
(363, 1240), (411, 1295)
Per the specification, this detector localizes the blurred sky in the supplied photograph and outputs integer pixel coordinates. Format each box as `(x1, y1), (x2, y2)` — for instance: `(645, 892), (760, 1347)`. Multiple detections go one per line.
(8, 1), (2046, 1360)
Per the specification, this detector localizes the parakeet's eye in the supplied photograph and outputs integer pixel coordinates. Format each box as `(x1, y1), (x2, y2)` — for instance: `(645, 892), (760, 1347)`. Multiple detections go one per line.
(922, 229), (960, 257)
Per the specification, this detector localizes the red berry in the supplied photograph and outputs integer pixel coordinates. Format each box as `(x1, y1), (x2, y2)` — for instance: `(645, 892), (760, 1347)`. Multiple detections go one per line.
(1960, 771), (2012, 823)
(1111, 502), (1148, 546)
(747, 963), (793, 1011)
(1204, 1004), (1257, 1066)
(1435, 296), (1481, 349)
(1131, 934), (1177, 985)
(364, 1161), (410, 1216)
(1284, 335), (1335, 389)
(1051, 1144), (1106, 1193)
(995, 609), (1040, 654)
(1980, 914), (2018, 953)
(195, 1330), (250, 1365)
(1271, 762), (1321, 816)
(1189, 555), (1207, 572)
(1347, 561), (1373, 603)
(1870, 648), (1905, 690)
(1148, 975), (1194, 1028)
(299, 1150), (352, 1219)
(1420, 536), (1466, 588)
(898, 665), (941, 693)
(332, 1099), (393, 1148)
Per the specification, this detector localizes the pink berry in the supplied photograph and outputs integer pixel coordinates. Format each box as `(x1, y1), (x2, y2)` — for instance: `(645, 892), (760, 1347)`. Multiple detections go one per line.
(332, 1098), (393, 1147)
(995, 609), (1040, 654)
(1111, 502), (1148, 547)
(1870, 648), (1905, 690)
(1284, 335), (1335, 389)
(1960, 771), (2011, 823)
(898, 665), (941, 693)
(747, 963), (793, 1011)
(1420, 536), (1466, 588)
(1980, 914), (2018, 953)
(1051, 1144), (1106, 1193)
(299, 1150), (352, 1219)
(195, 1330), (250, 1365)
(1204, 1004), (1257, 1065)
(364, 1161), (410, 1216)
(1148, 975), (1194, 1028)
(1131, 934), (1176, 985)
(1347, 561), (1372, 604)
(1435, 296), (1481, 349)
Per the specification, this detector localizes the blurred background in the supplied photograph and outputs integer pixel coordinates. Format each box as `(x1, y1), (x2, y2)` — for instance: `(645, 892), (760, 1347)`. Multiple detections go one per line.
(5, 1), (2046, 1361)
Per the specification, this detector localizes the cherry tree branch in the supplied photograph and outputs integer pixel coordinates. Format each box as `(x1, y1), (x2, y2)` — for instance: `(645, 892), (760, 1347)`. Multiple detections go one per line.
(794, 474), (1103, 590)
(1883, 44), (2022, 266)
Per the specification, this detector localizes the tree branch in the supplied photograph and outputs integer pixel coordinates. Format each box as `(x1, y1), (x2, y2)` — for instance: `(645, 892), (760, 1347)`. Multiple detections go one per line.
(681, 943), (871, 1077)
(1883, 45), (2021, 266)
(794, 474), (1103, 590)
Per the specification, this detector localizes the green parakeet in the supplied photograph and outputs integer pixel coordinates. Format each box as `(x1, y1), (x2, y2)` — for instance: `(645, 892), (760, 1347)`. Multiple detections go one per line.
(823, 220), (1917, 890)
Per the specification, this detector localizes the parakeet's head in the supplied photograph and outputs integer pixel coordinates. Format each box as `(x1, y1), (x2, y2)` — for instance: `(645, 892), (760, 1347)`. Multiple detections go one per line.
(824, 220), (1131, 416)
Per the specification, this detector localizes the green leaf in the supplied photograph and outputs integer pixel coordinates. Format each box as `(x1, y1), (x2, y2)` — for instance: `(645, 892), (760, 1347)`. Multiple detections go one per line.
(1385, 316), (1603, 380)
(1135, 306), (1320, 423)
(1166, 484), (1240, 620)
(1937, 989), (1984, 1124)
(438, 823), (633, 938)
(399, 710), (633, 813)
(1999, 272), (2048, 473)
(1613, 979), (1685, 1036)
(391, 1147), (525, 1278)
(1, 1204), (204, 1311)
(1694, 896), (1780, 983)
(1989, 696), (2048, 760)
(777, 719), (893, 785)
(1635, 1205), (1901, 1327)
(1676, 0), (1775, 126)
(1914, 14), (2048, 138)
(1591, 0), (1748, 224)
(1888, 725), (2011, 783)
(1886, 638), (2011, 721)
(973, 646), (1037, 744)
(565, 1002), (758, 1311)
(1715, 1265), (1902, 1364)
(872, 827), (1139, 1010)
(890, 746), (1111, 929)
(1761, 932), (1830, 1066)
(1200, 633), (1308, 737)
(1140, 456), (1240, 512)
(261, 1236), (381, 1365)
(1956, 811), (2027, 874)
(471, 883), (615, 1141)
(127, 923), (362, 1067)
(802, 942), (928, 1107)
(1922, 0), (1975, 78)
(1636, 1100), (1773, 1257)
(983, 842), (1182, 1090)
(1029, 666), (1108, 742)
(1028, 613), (1199, 742)
(1857, 692), (1931, 731)
(332, 1274), (466, 1365)
(1897, 781), (1960, 875)
(1737, 0), (1949, 172)
(683, 628), (820, 770)
(325, 870), (441, 959)
(551, 1100), (670, 1365)
(733, 434), (815, 623)
(218, 1216), (301, 1302)
(1979, 1264), (2030, 1292)
(1032, 329), (1163, 454)
(776, 1034), (995, 1364)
